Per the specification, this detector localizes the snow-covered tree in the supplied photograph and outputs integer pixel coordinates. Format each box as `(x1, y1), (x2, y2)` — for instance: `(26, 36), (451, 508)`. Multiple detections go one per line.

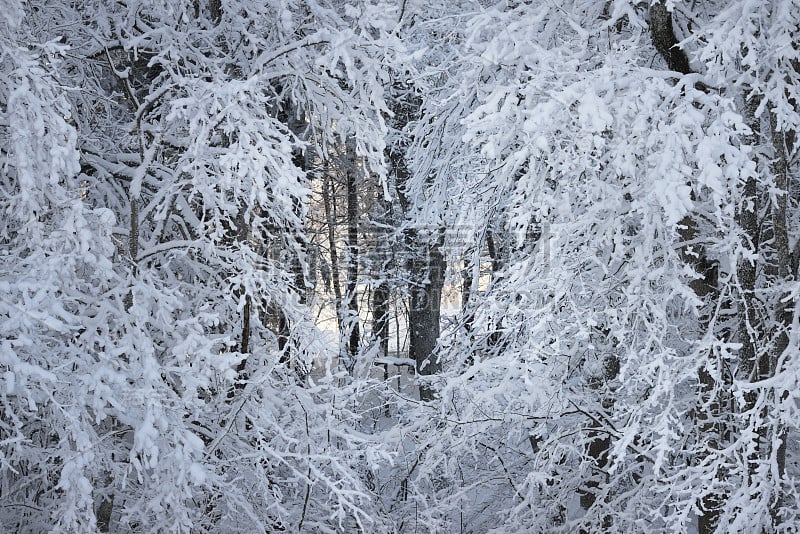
(393, 1), (800, 532)
(3, 0), (798, 532)
(1, 1), (400, 531)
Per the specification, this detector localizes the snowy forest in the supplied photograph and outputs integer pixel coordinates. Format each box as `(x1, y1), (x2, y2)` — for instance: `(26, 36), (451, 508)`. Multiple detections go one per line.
(2, 0), (800, 532)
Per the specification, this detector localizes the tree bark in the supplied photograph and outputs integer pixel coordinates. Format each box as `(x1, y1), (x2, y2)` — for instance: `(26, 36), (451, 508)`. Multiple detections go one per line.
(649, 1), (691, 75)
(373, 281), (390, 385)
(345, 137), (360, 366)
(322, 175), (343, 327)
(579, 336), (619, 532)
(737, 96), (761, 389)
(649, 4), (724, 531)
(486, 230), (505, 348)
(371, 181), (394, 382)
(96, 485), (114, 533)
(386, 78), (444, 399)
(461, 252), (475, 336)
(767, 107), (795, 519)
(407, 229), (445, 401)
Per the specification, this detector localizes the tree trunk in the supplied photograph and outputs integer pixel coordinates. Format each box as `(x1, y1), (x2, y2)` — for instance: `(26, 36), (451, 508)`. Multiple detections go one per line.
(373, 281), (390, 385)
(767, 107), (795, 521)
(96, 485), (114, 533)
(648, 1), (691, 75)
(345, 137), (360, 366)
(371, 181), (394, 382)
(648, 4), (724, 531)
(579, 337), (619, 532)
(236, 295), (251, 367)
(461, 251), (476, 337)
(735, 94), (766, 501)
(407, 229), (445, 401)
(385, 78), (443, 399)
(486, 230), (505, 348)
(737, 95), (761, 393)
(322, 174), (344, 329)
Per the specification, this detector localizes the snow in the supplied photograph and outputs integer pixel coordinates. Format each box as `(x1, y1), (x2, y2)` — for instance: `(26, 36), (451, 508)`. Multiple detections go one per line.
(2, 0), (800, 532)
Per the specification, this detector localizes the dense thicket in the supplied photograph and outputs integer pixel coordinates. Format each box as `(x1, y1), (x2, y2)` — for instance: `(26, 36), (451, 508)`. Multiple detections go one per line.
(1, 1), (798, 533)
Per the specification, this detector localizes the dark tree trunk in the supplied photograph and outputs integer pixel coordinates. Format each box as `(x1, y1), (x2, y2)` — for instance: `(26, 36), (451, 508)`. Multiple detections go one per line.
(345, 137), (360, 365)
(373, 281), (390, 387)
(407, 230), (445, 401)
(322, 175), (344, 329)
(649, 1), (691, 75)
(579, 340), (619, 532)
(371, 181), (394, 382)
(96, 489), (114, 533)
(486, 230), (505, 348)
(385, 78), (444, 399)
(274, 305), (291, 359)
(737, 96), (761, 393)
(649, 4), (724, 531)
(736, 94), (766, 497)
(373, 282), (390, 358)
(461, 252), (475, 336)
(237, 296), (251, 361)
(767, 107), (795, 519)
